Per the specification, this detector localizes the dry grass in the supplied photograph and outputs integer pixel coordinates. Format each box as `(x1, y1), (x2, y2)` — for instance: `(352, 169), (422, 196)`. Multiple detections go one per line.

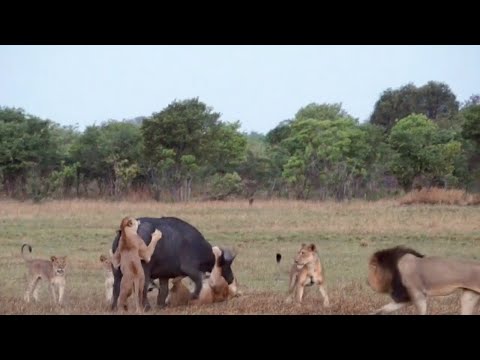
(399, 187), (480, 206)
(1, 198), (479, 315)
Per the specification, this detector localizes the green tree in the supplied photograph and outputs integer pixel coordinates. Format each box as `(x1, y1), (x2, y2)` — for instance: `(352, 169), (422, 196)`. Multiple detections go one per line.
(207, 172), (243, 200)
(142, 98), (246, 201)
(277, 103), (371, 200)
(237, 132), (273, 197)
(71, 120), (142, 197)
(462, 105), (480, 147)
(460, 104), (480, 190)
(265, 119), (292, 146)
(0, 107), (63, 198)
(388, 114), (462, 191)
(370, 81), (459, 132)
(461, 94), (480, 109)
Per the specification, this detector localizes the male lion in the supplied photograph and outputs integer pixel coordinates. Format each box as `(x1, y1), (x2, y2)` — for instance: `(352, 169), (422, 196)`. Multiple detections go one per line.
(285, 243), (329, 306)
(367, 245), (480, 315)
(111, 216), (162, 312)
(21, 244), (67, 305)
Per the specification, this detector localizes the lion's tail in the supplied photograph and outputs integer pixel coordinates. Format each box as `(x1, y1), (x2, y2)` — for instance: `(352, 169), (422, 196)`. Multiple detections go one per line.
(21, 244), (32, 262)
(275, 253), (282, 280)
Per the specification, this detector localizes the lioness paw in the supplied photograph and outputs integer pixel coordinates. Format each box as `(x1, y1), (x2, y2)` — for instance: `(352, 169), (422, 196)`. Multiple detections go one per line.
(152, 229), (162, 242)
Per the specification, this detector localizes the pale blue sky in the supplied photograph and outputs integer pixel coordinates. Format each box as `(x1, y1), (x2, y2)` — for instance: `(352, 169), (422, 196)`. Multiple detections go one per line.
(1, 45), (479, 134)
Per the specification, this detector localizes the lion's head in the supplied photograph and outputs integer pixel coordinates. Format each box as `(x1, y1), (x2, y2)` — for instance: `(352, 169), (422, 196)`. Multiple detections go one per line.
(100, 254), (113, 272)
(51, 255), (67, 276)
(120, 216), (140, 233)
(367, 255), (392, 293)
(166, 277), (192, 306)
(294, 243), (317, 267)
(367, 246), (424, 295)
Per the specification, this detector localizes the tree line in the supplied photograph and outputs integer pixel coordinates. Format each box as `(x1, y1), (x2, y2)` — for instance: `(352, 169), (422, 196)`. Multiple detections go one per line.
(1, 81), (479, 202)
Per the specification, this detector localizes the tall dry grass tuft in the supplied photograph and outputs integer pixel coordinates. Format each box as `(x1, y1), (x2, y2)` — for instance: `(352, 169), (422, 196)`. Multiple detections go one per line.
(399, 187), (479, 206)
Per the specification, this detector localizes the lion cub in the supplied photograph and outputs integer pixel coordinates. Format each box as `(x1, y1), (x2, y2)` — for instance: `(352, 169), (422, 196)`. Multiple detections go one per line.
(21, 244), (67, 305)
(285, 243), (329, 306)
(111, 216), (162, 312)
(100, 252), (114, 303)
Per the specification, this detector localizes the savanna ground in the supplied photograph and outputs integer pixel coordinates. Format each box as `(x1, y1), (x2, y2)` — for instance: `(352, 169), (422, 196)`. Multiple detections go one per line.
(0, 199), (479, 315)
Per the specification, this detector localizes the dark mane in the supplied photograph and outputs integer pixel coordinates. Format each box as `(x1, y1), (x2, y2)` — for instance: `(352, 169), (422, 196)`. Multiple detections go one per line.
(373, 246), (424, 263)
(372, 246), (425, 303)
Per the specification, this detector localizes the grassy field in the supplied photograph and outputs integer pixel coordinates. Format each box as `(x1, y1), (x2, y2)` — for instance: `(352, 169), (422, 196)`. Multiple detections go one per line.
(0, 199), (479, 315)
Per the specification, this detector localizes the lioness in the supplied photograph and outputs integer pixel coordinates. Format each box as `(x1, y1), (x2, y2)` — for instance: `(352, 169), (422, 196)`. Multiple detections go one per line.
(285, 243), (329, 306)
(100, 252), (114, 303)
(368, 246), (480, 315)
(166, 247), (239, 306)
(111, 216), (162, 312)
(21, 244), (67, 305)
(165, 276), (196, 307)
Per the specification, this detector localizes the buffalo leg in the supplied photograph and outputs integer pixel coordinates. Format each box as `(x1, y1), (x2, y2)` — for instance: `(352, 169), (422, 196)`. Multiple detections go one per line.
(142, 264), (152, 312)
(156, 278), (169, 308)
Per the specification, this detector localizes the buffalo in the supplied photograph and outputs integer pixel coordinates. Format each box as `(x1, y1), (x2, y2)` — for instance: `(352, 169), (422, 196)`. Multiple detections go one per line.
(110, 216), (236, 311)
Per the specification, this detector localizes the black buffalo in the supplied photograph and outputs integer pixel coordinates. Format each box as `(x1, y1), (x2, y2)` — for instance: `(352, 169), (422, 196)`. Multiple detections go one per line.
(110, 216), (236, 311)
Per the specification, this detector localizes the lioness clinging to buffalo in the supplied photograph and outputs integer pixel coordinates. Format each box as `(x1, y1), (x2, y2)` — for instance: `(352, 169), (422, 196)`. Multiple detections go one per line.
(111, 216), (162, 312)
(367, 246), (480, 315)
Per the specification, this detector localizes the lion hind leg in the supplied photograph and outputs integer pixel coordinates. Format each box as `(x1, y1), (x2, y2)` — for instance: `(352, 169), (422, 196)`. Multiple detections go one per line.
(460, 289), (480, 315)
(118, 281), (133, 312)
(25, 276), (40, 303)
(32, 284), (40, 302)
(318, 284), (330, 307)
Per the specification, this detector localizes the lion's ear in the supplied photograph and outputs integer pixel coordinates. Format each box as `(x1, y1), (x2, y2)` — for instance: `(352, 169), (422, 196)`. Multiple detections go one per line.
(100, 255), (106, 262)
(50, 256), (57, 262)
(309, 243), (316, 252)
(369, 257), (378, 267)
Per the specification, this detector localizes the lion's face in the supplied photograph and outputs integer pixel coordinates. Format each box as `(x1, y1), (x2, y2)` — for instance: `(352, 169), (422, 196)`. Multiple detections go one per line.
(294, 243), (317, 267)
(367, 257), (392, 293)
(120, 216), (140, 232)
(51, 256), (67, 276)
